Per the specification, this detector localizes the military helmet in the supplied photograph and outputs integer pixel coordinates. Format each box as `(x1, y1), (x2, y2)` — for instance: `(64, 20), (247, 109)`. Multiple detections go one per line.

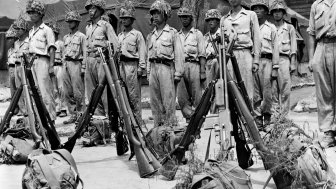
(205, 9), (222, 21)
(119, 0), (136, 19)
(177, 7), (193, 17)
(5, 25), (17, 39)
(149, 0), (171, 18)
(85, 0), (106, 12)
(250, 0), (269, 12)
(270, 0), (287, 14)
(65, 11), (82, 22)
(13, 18), (29, 31)
(26, 0), (45, 15)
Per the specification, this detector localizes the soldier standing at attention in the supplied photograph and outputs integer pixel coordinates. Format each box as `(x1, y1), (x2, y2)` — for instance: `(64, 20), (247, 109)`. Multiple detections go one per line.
(13, 18), (29, 116)
(221, 0), (261, 102)
(251, 0), (279, 129)
(147, 0), (184, 127)
(204, 9), (222, 86)
(270, 1), (297, 116)
(5, 26), (18, 115)
(84, 0), (118, 116)
(307, 0), (336, 147)
(176, 5), (206, 123)
(51, 23), (67, 118)
(62, 11), (86, 124)
(118, 1), (146, 125)
(26, 0), (57, 121)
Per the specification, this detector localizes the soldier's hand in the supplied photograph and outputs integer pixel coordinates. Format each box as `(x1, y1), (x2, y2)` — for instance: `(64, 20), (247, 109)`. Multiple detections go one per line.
(49, 66), (55, 77)
(308, 60), (313, 72)
(174, 76), (181, 84)
(252, 63), (259, 73)
(271, 68), (278, 78)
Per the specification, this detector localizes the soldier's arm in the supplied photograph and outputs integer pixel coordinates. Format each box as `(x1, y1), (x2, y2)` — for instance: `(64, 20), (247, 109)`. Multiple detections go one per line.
(46, 27), (56, 73)
(81, 34), (87, 71)
(272, 28), (280, 69)
(146, 34), (151, 77)
(250, 12), (261, 65)
(106, 23), (118, 54)
(173, 31), (184, 79)
(289, 25), (298, 68)
(197, 31), (206, 80)
(137, 32), (147, 70)
(307, 4), (317, 63)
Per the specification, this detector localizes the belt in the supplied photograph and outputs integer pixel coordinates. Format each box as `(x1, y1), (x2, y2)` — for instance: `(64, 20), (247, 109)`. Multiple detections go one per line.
(32, 54), (49, 58)
(260, 53), (272, 60)
(185, 57), (198, 63)
(120, 55), (139, 62)
(149, 58), (172, 67)
(64, 57), (82, 61)
(15, 61), (21, 65)
(319, 37), (336, 43)
(206, 54), (217, 61)
(54, 62), (63, 66)
(8, 64), (15, 68)
(279, 53), (289, 57)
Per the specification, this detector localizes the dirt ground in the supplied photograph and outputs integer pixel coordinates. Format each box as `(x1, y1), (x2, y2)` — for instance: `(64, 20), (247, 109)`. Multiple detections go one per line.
(1, 86), (335, 189)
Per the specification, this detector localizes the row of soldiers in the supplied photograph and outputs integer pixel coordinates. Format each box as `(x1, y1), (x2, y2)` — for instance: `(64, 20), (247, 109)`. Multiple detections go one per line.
(5, 0), (297, 140)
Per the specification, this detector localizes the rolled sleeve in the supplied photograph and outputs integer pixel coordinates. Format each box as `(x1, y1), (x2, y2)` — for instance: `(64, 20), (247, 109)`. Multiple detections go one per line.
(251, 12), (261, 64)
(137, 33), (147, 69)
(45, 27), (56, 51)
(173, 32), (184, 78)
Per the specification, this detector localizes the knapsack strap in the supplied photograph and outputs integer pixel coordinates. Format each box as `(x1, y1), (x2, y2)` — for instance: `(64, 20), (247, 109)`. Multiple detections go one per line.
(36, 155), (61, 189)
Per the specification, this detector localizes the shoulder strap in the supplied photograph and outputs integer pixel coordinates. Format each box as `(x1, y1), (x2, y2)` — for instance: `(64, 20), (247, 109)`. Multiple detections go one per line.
(53, 149), (79, 174)
(36, 154), (61, 189)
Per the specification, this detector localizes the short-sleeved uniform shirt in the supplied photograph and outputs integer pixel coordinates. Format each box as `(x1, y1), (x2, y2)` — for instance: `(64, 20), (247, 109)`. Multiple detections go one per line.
(28, 23), (56, 56)
(178, 27), (206, 61)
(260, 21), (279, 66)
(14, 38), (29, 64)
(118, 28), (146, 69)
(204, 28), (221, 59)
(277, 22), (297, 57)
(63, 31), (86, 61)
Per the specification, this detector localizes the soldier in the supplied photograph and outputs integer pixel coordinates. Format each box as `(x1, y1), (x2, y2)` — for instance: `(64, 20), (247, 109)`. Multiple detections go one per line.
(176, 6), (206, 122)
(84, 0), (118, 116)
(221, 0), (261, 102)
(118, 2), (146, 125)
(204, 9), (222, 86)
(147, 0), (184, 127)
(5, 26), (18, 114)
(62, 11), (86, 124)
(12, 18), (29, 116)
(51, 23), (67, 118)
(270, 1), (297, 116)
(251, 0), (279, 128)
(307, 0), (336, 147)
(26, 0), (57, 121)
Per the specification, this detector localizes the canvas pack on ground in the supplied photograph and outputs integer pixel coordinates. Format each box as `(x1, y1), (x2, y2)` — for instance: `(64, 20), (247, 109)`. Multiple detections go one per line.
(22, 149), (83, 189)
(0, 135), (34, 164)
(82, 116), (111, 147)
(3, 117), (31, 139)
(190, 159), (253, 189)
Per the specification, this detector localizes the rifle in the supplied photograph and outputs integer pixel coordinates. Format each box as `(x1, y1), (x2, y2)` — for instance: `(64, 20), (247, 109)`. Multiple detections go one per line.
(99, 45), (161, 178)
(0, 85), (23, 134)
(23, 54), (61, 150)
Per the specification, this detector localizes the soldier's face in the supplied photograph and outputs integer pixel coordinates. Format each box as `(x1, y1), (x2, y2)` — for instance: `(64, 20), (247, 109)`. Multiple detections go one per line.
(121, 17), (133, 27)
(67, 21), (78, 30)
(179, 16), (192, 27)
(152, 11), (165, 25)
(6, 38), (15, 48)
(253, 6), (267, 19)
(207, 19), (220, 30)
(16, 28), (26, 37)
(28, 11), (42, 23)
(228, 0), (242, 7)
(89, 6), (102, 19)
(272, 9), (284, 21)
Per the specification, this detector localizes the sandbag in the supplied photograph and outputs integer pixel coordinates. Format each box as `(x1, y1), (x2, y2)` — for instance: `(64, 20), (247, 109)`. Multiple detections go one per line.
(22, 149), (83, 189)
(82, 116), (111, 146)
(0, 135), (34, 164)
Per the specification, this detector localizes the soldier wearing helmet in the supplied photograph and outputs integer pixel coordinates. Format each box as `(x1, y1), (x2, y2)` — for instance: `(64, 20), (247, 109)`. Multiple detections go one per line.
(26, 0), (57, 121)
(147, 0), (184, 127)
(204, 9), (221, 86)
(117, 1), (146, 127)
(5, 26), (19, 114)
(176, 5), (206, 123)
(84, 0), (118, 116)
(307, 0), (336, 148)
(251, 0), (279, 129)
(62, 11), (86, 124)
(13, 18), (30, 116)
(221, 0), (261, 103)
(270, 0), (296, 118)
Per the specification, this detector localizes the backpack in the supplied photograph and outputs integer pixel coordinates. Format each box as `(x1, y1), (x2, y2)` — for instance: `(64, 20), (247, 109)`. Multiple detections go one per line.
(0, 135), (34, 164)
(82, 116), (111, 147)
(191, 160), (253, 189)
(22, 149), (83, 189)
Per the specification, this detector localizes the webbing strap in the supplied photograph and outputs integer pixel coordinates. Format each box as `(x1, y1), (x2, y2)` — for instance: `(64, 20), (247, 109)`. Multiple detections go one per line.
(36, 155), (60, 189)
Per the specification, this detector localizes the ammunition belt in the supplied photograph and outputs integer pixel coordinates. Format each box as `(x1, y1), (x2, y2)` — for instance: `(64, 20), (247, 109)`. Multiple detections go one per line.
(149, 58), (173, 67)
(260, 53), (272, 60)
(120, 55), (139, 62)
(279, 53), (289, 58)
(318, 37), (336, 43)
(8, 64), (15, 68)
(64, 57), (82, 62)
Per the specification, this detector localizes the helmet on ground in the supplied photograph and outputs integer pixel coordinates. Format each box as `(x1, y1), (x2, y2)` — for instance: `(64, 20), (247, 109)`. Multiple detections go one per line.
(65, 11), (82, 22)
(205, 9), (222, 21)
(26, 0), (45, 15)
(85, 0), (106, 12)
(5, 25), (17, 39)
(149, 0), (171, 18)
(270, 0), (287, 14)
(13, 18), (29, 31)
(177, 6), (193, 17)
(250, 0), (269, 13)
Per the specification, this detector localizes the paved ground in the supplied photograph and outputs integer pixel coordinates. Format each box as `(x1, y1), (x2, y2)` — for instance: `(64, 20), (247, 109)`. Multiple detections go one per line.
(1, 86), (335, 189)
